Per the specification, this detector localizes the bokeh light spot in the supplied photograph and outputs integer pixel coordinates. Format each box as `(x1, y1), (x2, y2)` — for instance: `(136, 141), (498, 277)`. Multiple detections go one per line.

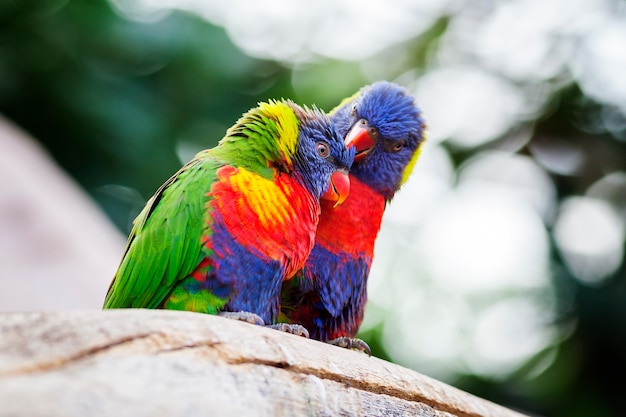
(414, 185), (550, 293)
(467, 297), (558, 379)
(458, 151), (557, 223)
(554, 197), (625, 284)
(414, 66), (525, 147)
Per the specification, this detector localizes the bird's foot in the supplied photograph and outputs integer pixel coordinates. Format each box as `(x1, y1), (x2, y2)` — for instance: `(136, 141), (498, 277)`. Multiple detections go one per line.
(327, 337), (371, 356)
(267, 323), (310, 338)
(218, 311), (265, 326)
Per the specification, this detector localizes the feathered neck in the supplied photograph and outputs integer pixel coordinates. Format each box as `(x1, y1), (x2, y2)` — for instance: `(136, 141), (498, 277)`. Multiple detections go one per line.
(209, 100), (300, 178)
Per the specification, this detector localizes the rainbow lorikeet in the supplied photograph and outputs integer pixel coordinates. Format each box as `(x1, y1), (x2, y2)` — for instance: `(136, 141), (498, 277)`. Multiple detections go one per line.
(103, 99), (354, 330)
(281, 82), (426, 353)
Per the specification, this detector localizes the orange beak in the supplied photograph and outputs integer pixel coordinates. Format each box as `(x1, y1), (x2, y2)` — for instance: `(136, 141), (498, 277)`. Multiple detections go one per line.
(321, 169), (350, 207)
(345, 119), (376, 162)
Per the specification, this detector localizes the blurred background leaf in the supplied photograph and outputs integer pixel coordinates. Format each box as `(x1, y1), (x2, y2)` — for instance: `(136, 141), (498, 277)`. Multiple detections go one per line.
(1, 0), (626, 416)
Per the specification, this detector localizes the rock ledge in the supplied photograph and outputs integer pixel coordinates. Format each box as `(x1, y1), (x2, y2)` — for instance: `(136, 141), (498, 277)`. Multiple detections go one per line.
(0, 310), (527, 417)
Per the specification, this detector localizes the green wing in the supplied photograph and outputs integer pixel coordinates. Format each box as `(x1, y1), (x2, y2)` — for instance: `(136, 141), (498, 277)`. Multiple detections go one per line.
(103, 154), (221, 309)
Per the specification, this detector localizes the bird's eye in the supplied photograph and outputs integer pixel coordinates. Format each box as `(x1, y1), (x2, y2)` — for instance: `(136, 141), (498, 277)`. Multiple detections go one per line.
(316, 142), (330, 158)
(351, 105), (357, 115)
(392, 141), (405, 152)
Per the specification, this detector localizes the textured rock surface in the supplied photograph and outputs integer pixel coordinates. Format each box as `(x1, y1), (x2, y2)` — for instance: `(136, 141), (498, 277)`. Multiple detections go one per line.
(0, 310), (527, 417)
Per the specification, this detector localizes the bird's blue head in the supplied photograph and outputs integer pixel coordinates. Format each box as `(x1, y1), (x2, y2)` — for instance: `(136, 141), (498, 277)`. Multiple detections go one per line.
(289, 102), (354, 206)
(330, 81), (426, 200)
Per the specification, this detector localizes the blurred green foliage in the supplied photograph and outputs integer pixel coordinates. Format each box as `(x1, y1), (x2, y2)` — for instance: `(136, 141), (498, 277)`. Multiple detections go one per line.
(2, 1), (626, 416)
(0, 0), (295, 229)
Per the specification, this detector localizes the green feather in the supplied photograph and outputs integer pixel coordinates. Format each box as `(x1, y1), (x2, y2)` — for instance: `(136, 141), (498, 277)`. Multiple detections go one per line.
(103, 99), (303, 311)
(103, 156), (220, 309)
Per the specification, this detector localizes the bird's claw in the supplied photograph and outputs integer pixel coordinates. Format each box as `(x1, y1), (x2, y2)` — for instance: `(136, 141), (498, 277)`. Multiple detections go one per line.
(267, 323), (310, 338)
(218, 311), (265, 326)
(327, 337), (371, 356)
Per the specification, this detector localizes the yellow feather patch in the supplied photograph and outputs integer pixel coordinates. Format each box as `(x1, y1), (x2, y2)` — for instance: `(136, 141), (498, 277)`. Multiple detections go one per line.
(228, 167), (293, 227)
(401, 131), (427, 186)
(258, 100), (300, 165)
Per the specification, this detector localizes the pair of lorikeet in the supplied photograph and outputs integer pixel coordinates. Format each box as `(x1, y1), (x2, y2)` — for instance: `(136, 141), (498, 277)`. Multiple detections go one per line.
(103, 81), (426, 354)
